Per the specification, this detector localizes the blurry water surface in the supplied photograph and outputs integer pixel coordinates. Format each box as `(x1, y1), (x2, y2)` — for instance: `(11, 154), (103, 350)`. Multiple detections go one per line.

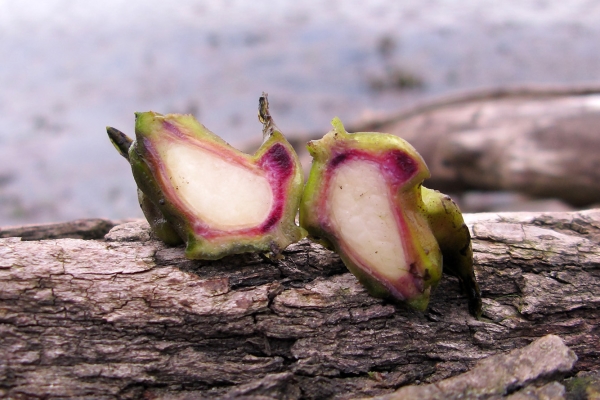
(1, 0), (600, 225)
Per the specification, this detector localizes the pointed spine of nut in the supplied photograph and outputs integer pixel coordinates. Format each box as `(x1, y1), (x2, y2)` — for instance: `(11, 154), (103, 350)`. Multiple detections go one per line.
(300, 118), (443, 311)
(107, 94), (305, 259)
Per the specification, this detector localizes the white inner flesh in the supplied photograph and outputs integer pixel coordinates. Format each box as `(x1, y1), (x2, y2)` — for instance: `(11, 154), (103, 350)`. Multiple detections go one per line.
(329, 160), (407, 281)
(163, 142), (273, 230)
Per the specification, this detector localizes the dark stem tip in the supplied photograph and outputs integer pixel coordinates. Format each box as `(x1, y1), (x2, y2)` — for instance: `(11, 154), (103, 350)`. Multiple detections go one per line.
(258, 92), (275, 137)
(107, 126), (133, 160)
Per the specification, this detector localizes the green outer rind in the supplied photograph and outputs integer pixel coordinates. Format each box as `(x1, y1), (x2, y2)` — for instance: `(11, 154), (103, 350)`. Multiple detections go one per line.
(299, 118), (441, 311)
(137, 189), (182, 245)
(106, 125), (180, 244)
(421, 186), (482, 317)
(130, 112), (305, 260)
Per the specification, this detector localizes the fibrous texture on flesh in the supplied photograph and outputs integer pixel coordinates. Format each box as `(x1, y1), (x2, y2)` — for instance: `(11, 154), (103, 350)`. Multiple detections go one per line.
(300, 118), (480, 315)
(107, 95), (305, 260)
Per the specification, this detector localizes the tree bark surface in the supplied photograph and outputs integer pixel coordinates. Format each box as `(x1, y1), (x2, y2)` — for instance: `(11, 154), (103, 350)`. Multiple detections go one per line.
(0, 210), (599, 399)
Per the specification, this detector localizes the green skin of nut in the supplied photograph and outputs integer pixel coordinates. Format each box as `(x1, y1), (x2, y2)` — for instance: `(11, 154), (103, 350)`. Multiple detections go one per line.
(421, 186), (481, 317)
(108, 103), (305, 260)
(300, 118), (481, 317)
(107, 125), (181, 245)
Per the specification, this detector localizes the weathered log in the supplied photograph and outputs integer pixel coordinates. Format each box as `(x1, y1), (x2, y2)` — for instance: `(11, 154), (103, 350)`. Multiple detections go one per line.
(0, 210), (599, 399)
(287, 85), (600, 207)
(0, 218), (117, 241)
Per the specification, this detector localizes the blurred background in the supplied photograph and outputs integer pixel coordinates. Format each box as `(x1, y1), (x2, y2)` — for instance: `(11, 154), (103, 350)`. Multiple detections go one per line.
(1, 0), (600, 226)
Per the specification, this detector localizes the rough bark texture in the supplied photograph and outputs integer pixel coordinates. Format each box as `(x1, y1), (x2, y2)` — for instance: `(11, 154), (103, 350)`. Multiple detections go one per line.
(287, 86), (600, 207)
(376, 334), (578, 400)
(0, 210), (599, 399)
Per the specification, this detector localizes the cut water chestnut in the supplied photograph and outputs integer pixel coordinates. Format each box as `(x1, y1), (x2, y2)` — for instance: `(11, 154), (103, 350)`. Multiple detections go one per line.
(300, 118), (481, 316)
(107, 94), (305, 260)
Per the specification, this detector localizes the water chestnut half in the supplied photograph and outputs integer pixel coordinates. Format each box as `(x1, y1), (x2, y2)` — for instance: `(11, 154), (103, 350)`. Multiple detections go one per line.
(300, 118), (481, 316)
(107, 94), (305, 260)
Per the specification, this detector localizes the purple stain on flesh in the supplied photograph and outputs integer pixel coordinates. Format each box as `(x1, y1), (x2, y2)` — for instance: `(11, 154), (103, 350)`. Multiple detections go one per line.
(383, 150), (418, 184)
(328, 149), (417, 185)
(391, 150), (417, 176)
(258, 144), (294, 232)
(261, 143), (292, 179)
(330, 153), (349, 168)
(162, 120), (187, 139)
(261, 203), (282, 231)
